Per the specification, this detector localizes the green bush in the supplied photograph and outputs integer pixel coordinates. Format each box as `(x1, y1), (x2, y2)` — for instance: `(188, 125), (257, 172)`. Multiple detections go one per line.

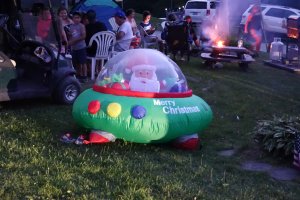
(252, 116), (300, 157)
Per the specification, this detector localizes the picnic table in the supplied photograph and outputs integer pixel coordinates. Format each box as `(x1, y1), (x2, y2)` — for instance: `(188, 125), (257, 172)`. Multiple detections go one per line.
(201, 46), (255, 70)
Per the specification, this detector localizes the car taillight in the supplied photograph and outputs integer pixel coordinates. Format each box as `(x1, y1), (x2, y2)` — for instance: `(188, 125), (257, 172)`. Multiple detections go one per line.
(206, 9), (210, 16)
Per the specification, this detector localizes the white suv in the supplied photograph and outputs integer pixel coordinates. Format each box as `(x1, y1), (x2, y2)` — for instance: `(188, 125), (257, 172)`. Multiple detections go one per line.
(240, 4), (300, 36)
(184, 0), (219, 23)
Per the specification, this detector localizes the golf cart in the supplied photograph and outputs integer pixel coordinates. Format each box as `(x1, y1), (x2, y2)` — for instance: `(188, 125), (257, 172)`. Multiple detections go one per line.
(0, 0), (81, 104)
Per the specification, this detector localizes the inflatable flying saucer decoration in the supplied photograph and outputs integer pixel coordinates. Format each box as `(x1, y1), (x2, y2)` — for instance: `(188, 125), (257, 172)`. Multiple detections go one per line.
(73, 49), (213, 143)
(93, 49), (192, 98)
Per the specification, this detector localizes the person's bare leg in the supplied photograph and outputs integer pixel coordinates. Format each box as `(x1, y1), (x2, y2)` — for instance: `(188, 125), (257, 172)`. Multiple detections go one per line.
(250, 29), (262, 52)
(255, 37), (262, 52)
(194, 39), (200, 47)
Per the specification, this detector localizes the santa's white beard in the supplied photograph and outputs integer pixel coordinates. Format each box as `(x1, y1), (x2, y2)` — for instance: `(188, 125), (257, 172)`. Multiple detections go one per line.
(129, 76), (160, 92)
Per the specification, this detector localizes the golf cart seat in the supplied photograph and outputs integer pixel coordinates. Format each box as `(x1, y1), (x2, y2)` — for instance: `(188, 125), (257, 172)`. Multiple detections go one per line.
(15, 40), (54, 82)
(165, 23), (191, 61)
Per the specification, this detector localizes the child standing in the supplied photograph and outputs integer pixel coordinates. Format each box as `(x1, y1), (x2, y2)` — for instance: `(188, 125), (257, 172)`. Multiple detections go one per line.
(57, 6), (73, 54)
(36, 7), (52, 42)
(68, 12), (87, 82)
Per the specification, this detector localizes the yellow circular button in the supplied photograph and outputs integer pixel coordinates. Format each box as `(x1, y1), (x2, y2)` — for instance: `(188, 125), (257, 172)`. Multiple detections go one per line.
(107, 103), (122, 118)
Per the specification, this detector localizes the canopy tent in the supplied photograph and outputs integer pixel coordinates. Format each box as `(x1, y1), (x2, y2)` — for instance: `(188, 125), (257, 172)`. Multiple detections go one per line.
(71, 0), (122, 31)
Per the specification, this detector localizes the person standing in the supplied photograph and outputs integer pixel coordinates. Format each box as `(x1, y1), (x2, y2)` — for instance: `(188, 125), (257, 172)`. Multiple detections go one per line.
(184, 15), (200, 47)
(244, 4), (262, 56)
(36, 7), (52, 42)
(68, 12), (88, 82)
(114, 10), (134, 52)
(57, 7), (73, 54)
(85, 9), (107, 57)
(85, 9), (107, 74)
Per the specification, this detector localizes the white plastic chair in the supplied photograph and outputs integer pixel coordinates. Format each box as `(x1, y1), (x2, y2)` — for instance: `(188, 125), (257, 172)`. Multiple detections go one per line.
(108, 17), (119, 32)
(87, 31), (116, 80)
(137, 25), (159, 49)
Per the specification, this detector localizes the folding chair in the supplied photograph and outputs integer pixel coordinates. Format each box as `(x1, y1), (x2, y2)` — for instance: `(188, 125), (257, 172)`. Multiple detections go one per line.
(165, 23), (191, 61)
(137, 25), (159, 49)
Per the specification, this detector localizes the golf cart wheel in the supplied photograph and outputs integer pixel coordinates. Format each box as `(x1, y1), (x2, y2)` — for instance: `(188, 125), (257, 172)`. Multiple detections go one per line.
(54, 76), (81, 104)
(239, 63), (249, 71)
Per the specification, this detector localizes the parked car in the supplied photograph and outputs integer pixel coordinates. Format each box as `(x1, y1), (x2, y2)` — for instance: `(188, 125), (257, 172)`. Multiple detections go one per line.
(240, 4), (300, 42)
(0, 0), (81, 104)
(184, 0), (219, 23)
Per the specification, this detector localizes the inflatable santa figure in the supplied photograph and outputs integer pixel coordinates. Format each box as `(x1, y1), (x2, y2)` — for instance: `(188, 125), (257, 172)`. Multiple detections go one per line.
(129, 64), (160, 93)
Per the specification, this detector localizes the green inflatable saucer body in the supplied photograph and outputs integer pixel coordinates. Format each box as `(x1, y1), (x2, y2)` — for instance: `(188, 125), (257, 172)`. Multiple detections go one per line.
(72, 49), (213, 143)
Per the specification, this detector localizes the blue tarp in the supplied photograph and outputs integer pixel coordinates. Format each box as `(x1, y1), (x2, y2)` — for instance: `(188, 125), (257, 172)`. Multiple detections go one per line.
(71, 0), (122, 31)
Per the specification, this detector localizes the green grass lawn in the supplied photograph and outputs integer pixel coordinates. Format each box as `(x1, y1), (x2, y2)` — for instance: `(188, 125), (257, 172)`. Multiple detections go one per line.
(1, 53), (300, 199)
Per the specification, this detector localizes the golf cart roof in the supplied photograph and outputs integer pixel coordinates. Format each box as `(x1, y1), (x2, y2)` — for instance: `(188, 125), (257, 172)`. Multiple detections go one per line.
(18, 0), (61, 11)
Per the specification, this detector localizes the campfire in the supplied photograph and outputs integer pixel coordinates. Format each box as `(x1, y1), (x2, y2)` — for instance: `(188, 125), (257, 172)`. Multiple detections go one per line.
(199, 0), (255, 70)
(201, 22), (228, 49)
(216, 40), (225, 48)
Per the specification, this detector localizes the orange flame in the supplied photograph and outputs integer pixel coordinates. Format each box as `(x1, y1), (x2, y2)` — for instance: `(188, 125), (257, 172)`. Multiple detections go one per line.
(217, 40), (224, 47)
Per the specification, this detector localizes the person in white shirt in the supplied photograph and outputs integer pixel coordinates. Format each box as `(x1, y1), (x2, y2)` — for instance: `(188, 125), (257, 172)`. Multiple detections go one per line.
(114, 10), (134, 52)
(126, 8), (140, 49)
(125, 9), (138, 35)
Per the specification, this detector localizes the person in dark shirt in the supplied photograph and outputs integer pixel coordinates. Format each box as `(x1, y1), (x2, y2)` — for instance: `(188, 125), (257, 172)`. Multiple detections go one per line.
(161, 13), (187, 60)
(244, 4), (262, 55)
(85, 9), (107, 57)
(183, 15), (200, 47)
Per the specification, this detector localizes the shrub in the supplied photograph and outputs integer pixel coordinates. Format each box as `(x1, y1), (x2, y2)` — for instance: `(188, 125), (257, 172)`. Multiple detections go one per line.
(252, 116), (300, 157)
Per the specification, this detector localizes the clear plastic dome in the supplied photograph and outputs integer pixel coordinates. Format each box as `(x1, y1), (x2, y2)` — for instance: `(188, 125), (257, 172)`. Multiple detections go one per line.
(95, 49), (189, 94)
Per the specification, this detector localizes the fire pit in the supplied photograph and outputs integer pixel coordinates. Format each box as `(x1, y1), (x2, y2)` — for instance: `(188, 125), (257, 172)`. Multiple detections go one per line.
(201, 42), (255, 70)
(286, 15), (300, 67)
(287, 15), (300, 39)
